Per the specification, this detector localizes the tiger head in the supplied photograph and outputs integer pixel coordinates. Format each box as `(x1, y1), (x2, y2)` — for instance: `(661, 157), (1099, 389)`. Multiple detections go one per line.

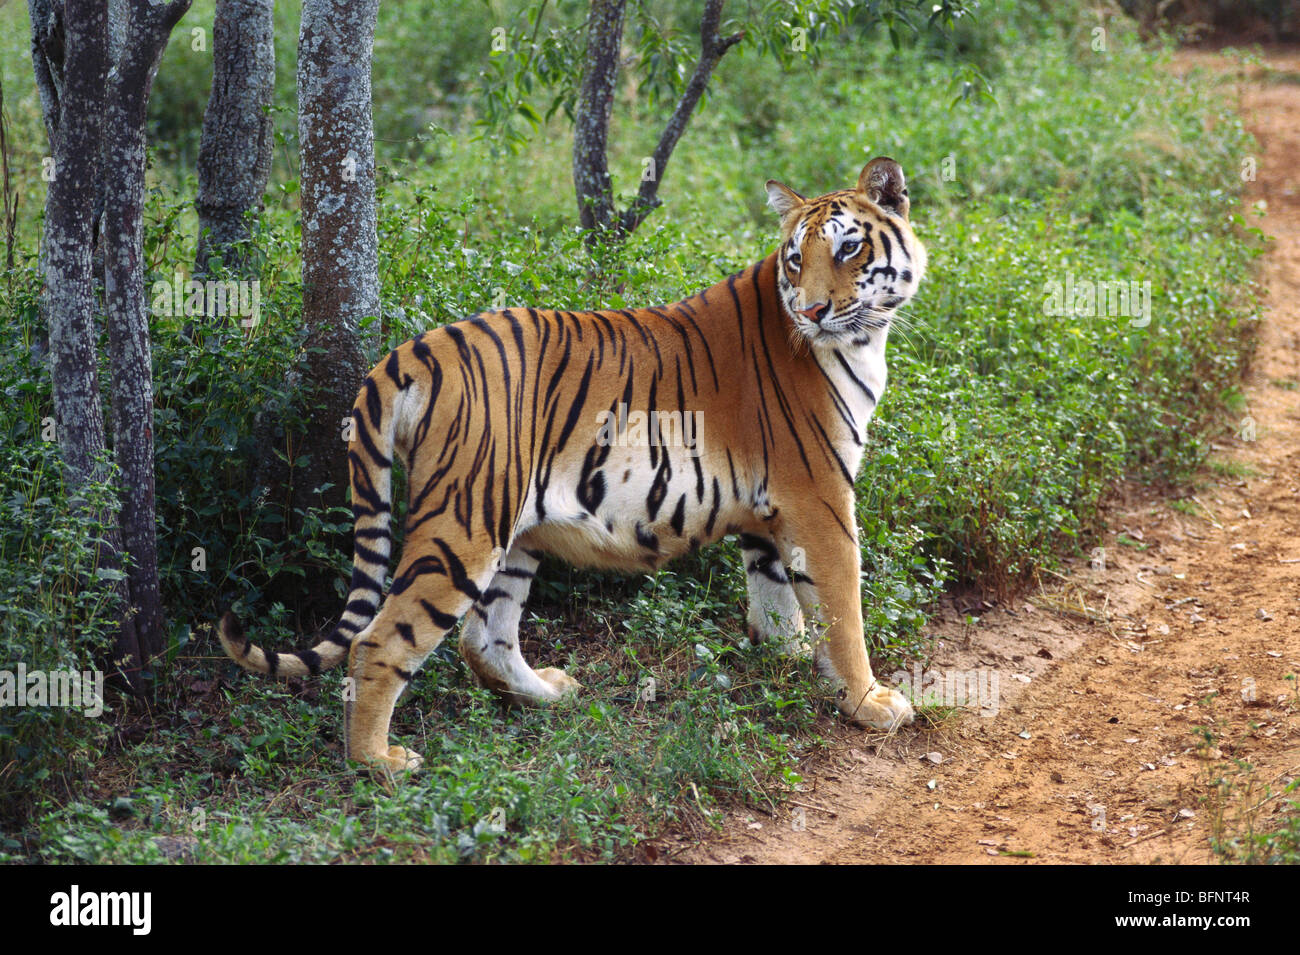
(766, 157), (927, 346)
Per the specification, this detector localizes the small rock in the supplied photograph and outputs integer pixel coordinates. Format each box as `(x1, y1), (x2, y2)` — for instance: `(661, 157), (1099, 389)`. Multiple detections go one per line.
(154, 835), (198, 861)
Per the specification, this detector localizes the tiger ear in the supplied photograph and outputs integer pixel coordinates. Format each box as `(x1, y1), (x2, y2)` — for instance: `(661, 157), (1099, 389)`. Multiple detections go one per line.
(857, 157), (910, 220)
(765, 180), (807, 219)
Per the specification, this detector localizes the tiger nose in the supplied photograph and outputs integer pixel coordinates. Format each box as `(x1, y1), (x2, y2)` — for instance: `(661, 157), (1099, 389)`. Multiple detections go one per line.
(798, 301), (831, 323)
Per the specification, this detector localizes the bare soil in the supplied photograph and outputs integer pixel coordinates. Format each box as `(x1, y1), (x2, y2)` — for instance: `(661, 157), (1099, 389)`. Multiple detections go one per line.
(669, 49), (1300, 865)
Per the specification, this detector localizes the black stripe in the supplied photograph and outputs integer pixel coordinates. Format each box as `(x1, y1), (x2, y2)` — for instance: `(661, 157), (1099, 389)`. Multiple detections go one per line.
(808, 411), (854, 486)
(478, 588), (512, 606)
(635, 521), (659, 553)
(705, 477), (721, 536)
(435, 538), (483, 602)
(726, 273), (747, 351)
(832, 349), (876, 404)
(670, 494), (686, 536)
(751, 259), (813, 477)
(821, 500), (856, 545)
(740, 533), (787, 584)
(362, 376), (384, 430)
(353, 540), (388, 566)
(389, 553), (448, 595)
(420, 599), (459, 630)
(351, 412), (393, 468)
(348, 567), (384, 595)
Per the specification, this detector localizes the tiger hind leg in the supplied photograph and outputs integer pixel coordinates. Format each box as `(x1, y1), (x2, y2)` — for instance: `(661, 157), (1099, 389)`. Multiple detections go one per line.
(740, 532), (807, 656)
(344, 552), (496, 774)
(458, 546), (582, 703)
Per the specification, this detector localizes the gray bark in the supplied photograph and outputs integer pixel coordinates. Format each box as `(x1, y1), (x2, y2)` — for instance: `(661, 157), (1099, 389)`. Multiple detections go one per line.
(572, 0), (741, 243)
(294, 0), (380, 520)
(33, 0), (145, 690)
(27, 0), (63, 147)
(195, 0), (275, 278)
(39, 0), (107, 497)
(572, 0), (626, 235)
(100, 0), (192, 668)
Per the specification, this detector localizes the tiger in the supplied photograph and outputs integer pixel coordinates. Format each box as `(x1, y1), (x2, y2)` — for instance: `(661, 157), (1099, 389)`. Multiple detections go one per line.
(219, 156), (926, 773)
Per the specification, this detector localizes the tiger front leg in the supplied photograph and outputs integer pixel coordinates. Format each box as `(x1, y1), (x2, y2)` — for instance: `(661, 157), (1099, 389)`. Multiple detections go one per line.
(779, 515), (913, 731)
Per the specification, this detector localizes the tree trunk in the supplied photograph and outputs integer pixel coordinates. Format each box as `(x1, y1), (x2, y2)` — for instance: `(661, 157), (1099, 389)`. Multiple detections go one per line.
(294, 0), (380, 523)
(27, 0), (64, 148)
(99, 0), (191, 670)
(571, 0), (741, 246)
(195, 0), (275, 278)
(31, 0), (145, 690)
(572, 0), (626, 236)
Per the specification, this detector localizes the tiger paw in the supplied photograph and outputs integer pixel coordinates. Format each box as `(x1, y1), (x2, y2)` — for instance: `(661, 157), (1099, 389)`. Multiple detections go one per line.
(365, 745), (423, 774)
(840, 683), (914, 730)
(535, 667), (582, 698)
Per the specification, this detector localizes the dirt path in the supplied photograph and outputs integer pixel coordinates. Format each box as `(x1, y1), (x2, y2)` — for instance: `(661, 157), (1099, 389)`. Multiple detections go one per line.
(672, 49), (1300, 865)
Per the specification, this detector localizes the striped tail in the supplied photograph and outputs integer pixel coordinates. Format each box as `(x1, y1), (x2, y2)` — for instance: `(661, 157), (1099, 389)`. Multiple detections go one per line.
(217, 369), (400, 678)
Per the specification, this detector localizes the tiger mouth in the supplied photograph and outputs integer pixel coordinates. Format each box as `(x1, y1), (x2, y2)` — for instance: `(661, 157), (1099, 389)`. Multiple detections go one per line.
(785, 298), (901, 340)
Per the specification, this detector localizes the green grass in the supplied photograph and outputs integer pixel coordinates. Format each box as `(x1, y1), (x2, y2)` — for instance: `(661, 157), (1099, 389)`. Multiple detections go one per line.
(22, 567), (828, 863)
(1197, 675), (1300, 865)
(1205, 458), (1259, 480)
(0, 2), (1269, 861)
